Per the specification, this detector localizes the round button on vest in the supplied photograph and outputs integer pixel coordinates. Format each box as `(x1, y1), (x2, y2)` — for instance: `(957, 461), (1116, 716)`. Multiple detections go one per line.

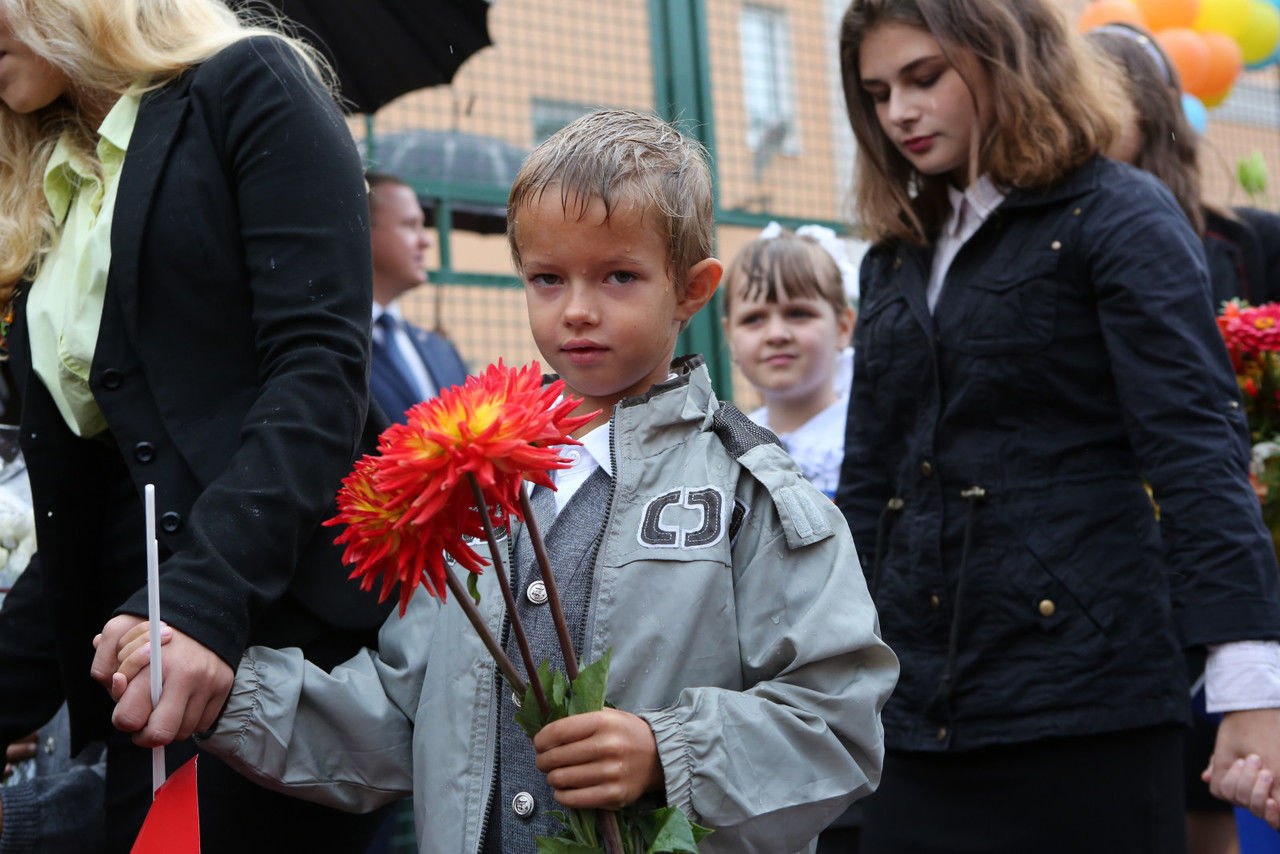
(159, 511), (182, 533)
(526, 580), (548, 605)
(512, 791), (535, 817)
(134, 441), (156, 463)
(920, 461), (934, 477)
(1038, 599), (1056, 618)
(100, 368), (123, 390)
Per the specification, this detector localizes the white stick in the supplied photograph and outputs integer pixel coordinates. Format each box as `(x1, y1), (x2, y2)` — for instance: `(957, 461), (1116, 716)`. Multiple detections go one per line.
(144, 484), (164, 796)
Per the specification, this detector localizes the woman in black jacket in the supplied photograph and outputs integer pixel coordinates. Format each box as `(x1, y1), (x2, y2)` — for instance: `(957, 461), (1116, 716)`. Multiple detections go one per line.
(836, 0), (1280, 850)
(0, 0), (391, 850)
(1087, 22), (1280, 848)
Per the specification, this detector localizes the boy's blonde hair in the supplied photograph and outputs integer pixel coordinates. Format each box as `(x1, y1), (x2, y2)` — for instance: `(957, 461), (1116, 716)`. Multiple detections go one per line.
(839, 0), (1126, 245)
(506, 109), (713, 288)
(721, 230), (849, 318)
(0, 0), (329, 304)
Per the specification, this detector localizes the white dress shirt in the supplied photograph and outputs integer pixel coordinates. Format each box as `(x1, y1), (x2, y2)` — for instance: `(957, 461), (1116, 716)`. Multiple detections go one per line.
(371, 301), (438, 401)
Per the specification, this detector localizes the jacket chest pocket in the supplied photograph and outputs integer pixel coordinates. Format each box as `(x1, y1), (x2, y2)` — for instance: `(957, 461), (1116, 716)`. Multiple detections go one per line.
(857, 289), (925, 380)
(947, 253), (1059, 356)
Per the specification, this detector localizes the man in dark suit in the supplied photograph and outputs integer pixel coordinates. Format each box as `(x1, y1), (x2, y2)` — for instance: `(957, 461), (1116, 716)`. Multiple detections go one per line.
(366, 173), (469, 423)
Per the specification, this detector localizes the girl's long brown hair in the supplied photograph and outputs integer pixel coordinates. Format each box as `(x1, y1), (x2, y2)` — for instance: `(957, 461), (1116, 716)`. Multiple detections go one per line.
(840, 0), (1127, 245)
(1086, 25), (1205, 236)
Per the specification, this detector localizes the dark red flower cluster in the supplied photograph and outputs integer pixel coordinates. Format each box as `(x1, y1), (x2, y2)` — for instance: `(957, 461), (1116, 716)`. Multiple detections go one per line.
(326, 361), (596, 614)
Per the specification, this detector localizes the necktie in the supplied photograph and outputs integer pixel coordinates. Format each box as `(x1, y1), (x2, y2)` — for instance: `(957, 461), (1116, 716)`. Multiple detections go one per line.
(375, 313), (421, 399)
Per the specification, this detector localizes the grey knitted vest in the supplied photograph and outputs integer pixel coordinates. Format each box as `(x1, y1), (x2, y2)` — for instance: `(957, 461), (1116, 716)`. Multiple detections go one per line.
(484, 469), (612, 852)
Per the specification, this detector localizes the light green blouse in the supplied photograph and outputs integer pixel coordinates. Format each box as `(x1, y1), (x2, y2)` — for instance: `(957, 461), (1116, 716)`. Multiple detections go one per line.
(27, 92), (140, 438)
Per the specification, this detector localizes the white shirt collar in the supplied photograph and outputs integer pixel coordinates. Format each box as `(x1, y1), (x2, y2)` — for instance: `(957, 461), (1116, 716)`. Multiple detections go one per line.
(944, 174), (1006, 237)
(575, 420), (613, 479)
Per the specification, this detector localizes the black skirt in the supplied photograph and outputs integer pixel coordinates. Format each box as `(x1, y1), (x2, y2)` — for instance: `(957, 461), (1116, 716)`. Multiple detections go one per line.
(859, 725), (1187, 854)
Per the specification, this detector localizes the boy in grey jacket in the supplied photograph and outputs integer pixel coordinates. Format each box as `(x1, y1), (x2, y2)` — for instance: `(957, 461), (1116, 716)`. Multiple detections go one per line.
(111, 109), (897, 853)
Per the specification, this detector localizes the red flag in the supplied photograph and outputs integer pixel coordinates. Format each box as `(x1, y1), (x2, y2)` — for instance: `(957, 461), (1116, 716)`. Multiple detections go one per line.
(132, 756), (200, 853)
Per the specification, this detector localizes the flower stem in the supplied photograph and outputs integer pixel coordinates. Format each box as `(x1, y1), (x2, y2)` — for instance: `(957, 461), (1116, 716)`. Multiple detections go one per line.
(519, 483), (580, 682)
(600, 811), (624, 854)
(467, 474), (550, 718)
(442, 567), (527, 697)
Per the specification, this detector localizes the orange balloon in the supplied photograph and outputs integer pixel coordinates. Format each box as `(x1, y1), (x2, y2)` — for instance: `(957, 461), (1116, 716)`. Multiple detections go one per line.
(1156, 27), (1212, 93)
(1078, 0), (1147, 31)
(1196, 30), (1244, 97)
(1200, 86), (1231, 107)
(1134, 0), (1200, 29)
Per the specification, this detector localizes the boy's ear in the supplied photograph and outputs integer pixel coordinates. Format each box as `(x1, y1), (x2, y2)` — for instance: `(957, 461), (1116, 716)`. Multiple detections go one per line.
(676, 258), (723, 323)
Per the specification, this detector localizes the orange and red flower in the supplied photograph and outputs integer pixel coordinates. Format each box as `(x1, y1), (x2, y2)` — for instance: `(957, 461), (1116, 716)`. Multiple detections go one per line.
(326, 361), (597, 614)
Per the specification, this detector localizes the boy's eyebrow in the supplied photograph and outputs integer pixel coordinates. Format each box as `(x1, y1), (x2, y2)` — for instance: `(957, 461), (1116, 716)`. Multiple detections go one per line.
(861, 54), (946, 87)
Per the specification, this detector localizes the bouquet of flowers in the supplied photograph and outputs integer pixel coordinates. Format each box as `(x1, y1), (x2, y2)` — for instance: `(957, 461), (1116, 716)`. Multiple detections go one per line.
(326, 361), (708, 854)
(1218, 300), (1280, 541)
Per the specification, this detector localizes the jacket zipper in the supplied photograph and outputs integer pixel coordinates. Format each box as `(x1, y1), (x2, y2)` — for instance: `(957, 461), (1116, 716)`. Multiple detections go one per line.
(577, 408), (618, 666)
(476, 530), (515, 852)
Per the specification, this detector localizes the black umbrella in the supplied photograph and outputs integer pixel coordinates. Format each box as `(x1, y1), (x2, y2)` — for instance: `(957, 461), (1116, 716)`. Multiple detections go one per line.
(249, 0), (492, 114)
(362, 129), (528, 233)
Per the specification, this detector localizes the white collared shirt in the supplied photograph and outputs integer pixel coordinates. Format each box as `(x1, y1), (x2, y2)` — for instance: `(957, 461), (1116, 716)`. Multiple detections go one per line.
(371, 301), (437, 400)
(926, 175), (1008, 313)
(548, 421), (612, 515)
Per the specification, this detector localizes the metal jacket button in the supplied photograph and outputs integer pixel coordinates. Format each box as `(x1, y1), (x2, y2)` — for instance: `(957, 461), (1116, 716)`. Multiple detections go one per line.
(134, 441), (156, 463)
(936, 727), (948, 742)
(929, 594), (941, 610)
(526, 580), (548, 605)
(920, 461), (934, 477)
(512, 791), (535, 817)
(160, 511), (182, 533)
(1038, 599), (1056, 617)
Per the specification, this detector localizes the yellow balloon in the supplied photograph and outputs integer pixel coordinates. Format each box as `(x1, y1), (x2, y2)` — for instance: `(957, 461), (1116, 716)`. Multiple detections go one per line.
(1194, 0), (1253, 39)
(1240, 1), (1280, 64)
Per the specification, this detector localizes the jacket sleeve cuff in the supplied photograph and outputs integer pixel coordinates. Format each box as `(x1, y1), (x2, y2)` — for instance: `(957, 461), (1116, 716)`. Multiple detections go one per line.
(196, 650), (263, 754)
(639, 708), (695, 820)
(1205, 641), (1280, 712)
(0, 782), (41, 853)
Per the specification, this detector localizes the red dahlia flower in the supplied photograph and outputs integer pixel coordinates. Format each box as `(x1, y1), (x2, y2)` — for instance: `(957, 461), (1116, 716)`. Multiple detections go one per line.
(326, 361), (597, 613)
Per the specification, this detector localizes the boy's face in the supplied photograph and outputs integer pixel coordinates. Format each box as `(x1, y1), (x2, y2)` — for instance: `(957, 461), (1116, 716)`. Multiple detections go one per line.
(514, 193), (719, 429)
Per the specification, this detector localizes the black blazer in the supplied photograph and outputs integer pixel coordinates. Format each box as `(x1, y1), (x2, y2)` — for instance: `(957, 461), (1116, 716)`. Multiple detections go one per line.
(0, 37), (391, 747)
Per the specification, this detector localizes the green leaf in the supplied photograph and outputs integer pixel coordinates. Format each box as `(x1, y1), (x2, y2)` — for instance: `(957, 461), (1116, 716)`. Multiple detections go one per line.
(643, 806), (704, 853)
(534, 838), (603, 854)
(568, 649), (611, 716)
(546, 663), (570, 719)
(514, 682), (546, 738)
(567, 807), (598, 845)
(466, 571), (482, 605)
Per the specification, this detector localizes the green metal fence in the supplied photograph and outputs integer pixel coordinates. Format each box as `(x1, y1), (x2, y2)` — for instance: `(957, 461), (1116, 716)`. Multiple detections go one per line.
(358, 0), (859, 408)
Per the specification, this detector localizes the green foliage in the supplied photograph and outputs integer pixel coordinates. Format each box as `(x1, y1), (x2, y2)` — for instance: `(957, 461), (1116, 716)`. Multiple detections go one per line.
(518, 650), (711, 853)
